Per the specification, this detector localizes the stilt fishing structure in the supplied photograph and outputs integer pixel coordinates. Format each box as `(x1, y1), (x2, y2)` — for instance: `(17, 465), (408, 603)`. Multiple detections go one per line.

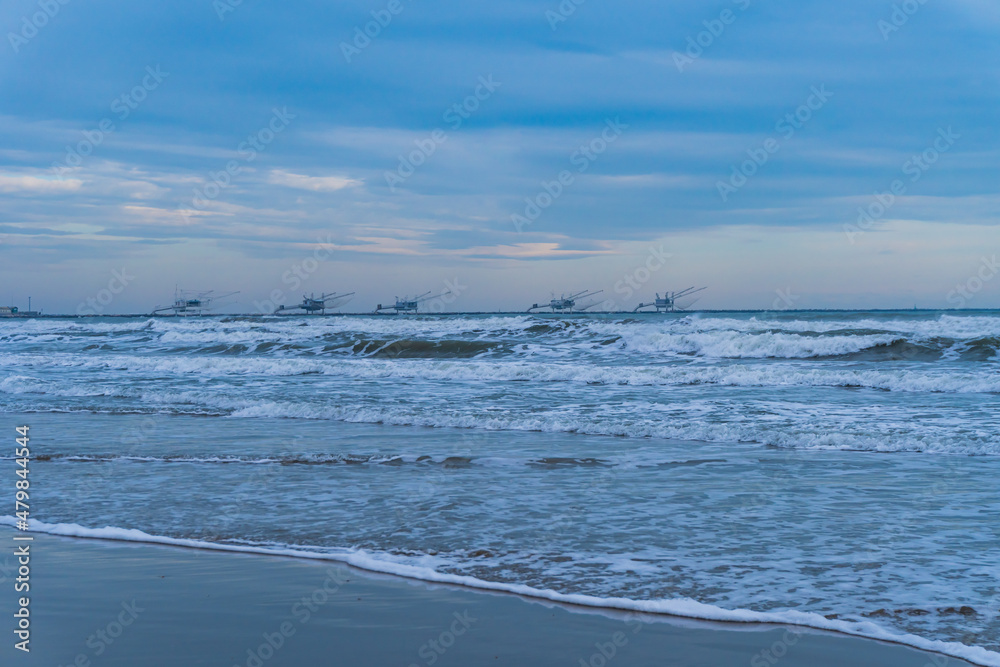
(633, 287), (706, 313)
(375, 291), (449, 314)
(152, 288), (239, 316)
(527, 290), (604, 313)
(273, 292), (354, 315)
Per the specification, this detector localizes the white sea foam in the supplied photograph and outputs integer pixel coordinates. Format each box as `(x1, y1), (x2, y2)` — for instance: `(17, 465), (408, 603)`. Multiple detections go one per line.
(215, 399), (999, 455)
(2, 518), (995, 667)
(2, 375), (996, 454)
(4, 314), (998, 361)
(3, 354), (999, 393)
(5, 312), (1000, 338)
(3, 312), (998, 657)
(0, 373), (134, 398)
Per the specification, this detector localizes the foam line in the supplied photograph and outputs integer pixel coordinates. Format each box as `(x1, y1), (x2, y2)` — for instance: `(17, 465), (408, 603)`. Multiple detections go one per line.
(2, 517), (996, 667)
(4, 356), (1000, 393)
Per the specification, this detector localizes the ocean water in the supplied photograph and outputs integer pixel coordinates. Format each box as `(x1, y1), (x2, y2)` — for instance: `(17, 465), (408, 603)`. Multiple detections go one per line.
(2, 312), (999, 663)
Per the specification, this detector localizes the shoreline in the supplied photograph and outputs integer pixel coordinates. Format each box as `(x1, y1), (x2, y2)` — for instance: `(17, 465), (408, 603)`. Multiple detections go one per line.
(2, 521), (992, 667)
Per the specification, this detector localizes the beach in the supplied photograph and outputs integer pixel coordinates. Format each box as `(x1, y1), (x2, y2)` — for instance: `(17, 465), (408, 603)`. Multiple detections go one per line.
(0, 529), (975, 666)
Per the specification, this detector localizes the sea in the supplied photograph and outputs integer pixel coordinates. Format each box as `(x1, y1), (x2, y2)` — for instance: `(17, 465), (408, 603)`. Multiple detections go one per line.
(2, 312), (998, 664)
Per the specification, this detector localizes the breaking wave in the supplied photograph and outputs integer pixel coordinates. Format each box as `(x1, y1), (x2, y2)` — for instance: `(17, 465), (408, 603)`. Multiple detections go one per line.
(3, 519), (996, 667)
(3, 355), (1000, 393)
(1, 314), (998, 360)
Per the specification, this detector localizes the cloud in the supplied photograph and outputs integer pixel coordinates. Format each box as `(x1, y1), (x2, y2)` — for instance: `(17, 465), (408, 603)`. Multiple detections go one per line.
(0, 174), (82, 193)
(267, 170), (362, 192)
(589, 173), (702, 188)
(461, 242), (614, 260)
(0, 0), (998, 309)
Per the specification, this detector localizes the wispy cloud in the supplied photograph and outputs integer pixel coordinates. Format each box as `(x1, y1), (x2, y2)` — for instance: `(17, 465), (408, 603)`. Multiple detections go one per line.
(267, 170), (362, 192)
(0, 174), (82, 193)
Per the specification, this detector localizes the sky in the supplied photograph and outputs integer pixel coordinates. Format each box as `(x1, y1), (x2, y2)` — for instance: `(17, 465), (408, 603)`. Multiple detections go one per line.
(1, 0), (998, 314)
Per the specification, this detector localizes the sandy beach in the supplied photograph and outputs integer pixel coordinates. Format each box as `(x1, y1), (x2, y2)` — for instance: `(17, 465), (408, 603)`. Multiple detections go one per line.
(0, 528), (972, 666)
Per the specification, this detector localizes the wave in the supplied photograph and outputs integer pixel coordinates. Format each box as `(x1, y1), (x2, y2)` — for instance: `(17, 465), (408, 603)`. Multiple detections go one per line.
(3, 376), (997, 454)
(5, 391), (989, 454)
(3, 314), (1000, 360)
(615, 331), (911, 358)
(340, 338), (505, 358)
(2, 451), (726, 469)
(5, 355), (1000, 393)
(217, 401), (1000, 456)
(2, 518), (995, 667)
(7, 312), (1000, 336)
(0, 374), (134, 398)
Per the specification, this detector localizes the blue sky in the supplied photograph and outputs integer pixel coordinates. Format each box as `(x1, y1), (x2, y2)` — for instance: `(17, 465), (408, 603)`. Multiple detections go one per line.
(1, 0), (998, 313)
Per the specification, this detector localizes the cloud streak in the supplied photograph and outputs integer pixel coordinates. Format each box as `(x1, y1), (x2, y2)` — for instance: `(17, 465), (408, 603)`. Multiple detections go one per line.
(267, 170), (362, 192)
(0, 0), (997, 311)
(0, 173), (82, 193)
